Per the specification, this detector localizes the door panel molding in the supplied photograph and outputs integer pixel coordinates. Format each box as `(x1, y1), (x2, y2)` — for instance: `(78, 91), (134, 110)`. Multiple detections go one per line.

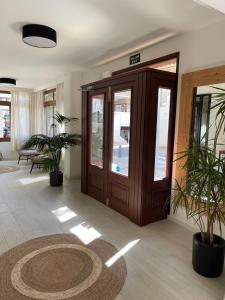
(85, 88), (108, 203)
(107, 77), (138, 217)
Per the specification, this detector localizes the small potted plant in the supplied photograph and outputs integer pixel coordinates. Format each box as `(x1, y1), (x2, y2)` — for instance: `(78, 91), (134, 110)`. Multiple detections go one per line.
(172, 88), (225, 278)
(22, 112), (81, 186)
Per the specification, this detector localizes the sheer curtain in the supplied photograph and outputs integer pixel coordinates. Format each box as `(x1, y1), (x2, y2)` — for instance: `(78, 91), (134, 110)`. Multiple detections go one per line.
(11, 90), (32, 150)
(56, 83), (64, 133)
(30, 91), (46, 135)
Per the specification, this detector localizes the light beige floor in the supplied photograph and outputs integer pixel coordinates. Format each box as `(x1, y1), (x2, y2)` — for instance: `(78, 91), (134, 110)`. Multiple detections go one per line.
(0, 161), (224, 300)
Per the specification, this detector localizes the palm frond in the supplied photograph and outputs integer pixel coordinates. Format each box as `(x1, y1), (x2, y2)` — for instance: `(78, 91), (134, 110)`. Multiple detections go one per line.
(22, 135), (51, 152)
(210, 86), (225, 92)
(172, 137), (225, 245)
(53, 112), (78, 125)
(42, 158), (59, 172)
(22, 115), (82, 173)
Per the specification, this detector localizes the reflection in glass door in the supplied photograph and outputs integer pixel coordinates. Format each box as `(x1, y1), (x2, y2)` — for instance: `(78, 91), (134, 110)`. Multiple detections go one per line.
(194, 94), (211, 147)
(111, 89), (131, 176)
(154, 87), (171, 181)
(90, 94), (104, 168)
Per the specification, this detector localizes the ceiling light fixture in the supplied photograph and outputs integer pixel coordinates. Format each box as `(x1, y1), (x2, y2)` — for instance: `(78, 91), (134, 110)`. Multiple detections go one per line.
(0, 78), (16, 87)
(22, 24), (57, 48)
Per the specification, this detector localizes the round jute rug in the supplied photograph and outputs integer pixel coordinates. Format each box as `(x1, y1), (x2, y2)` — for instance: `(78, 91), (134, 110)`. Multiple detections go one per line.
(0, 234), (127, 300)
(0, 166), (19, 174)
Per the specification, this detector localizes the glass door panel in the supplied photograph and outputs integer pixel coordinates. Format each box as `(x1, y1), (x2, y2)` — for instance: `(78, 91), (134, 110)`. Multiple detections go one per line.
(111, 89), (131, 176)
(194, 94), (211, 147)
(90, 94), (104, 168)
(154, 87), (171, 181)
(200, 96), (210, 143)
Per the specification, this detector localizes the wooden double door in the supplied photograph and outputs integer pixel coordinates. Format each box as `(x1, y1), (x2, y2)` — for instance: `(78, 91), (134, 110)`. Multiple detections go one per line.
(81, 68), (177, 226)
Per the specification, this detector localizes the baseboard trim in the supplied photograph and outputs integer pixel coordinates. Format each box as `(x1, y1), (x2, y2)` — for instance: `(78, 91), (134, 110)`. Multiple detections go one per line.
(168, 215), (196, 233)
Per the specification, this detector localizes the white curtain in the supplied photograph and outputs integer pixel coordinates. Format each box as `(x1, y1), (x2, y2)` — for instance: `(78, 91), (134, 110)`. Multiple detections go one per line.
(30, 91), (46, 135)
(11, 91), (32, 151)
(56, 83), (64, 133)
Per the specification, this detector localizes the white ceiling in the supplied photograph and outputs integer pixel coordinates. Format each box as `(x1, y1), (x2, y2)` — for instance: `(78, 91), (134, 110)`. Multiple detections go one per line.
(194, 0), (225, 14)
(0, 0), (224, 89)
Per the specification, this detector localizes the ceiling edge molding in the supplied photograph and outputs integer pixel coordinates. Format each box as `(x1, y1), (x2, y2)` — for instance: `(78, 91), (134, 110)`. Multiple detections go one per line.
(92, 31), (178, 67)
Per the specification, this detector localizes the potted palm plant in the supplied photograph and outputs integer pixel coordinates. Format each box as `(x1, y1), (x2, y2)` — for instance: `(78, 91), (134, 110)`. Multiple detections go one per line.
(22, 112), (81, 186)
(172, 87), (225, 278)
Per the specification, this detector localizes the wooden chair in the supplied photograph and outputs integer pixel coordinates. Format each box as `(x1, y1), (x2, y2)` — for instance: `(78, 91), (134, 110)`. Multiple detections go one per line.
(18, 150), (40, 164)
(30, 155), (49, 174)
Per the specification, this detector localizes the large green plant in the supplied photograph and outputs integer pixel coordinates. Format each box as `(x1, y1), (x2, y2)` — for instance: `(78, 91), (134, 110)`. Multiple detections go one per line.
(172, 87), (225, 246)
(22, 112), (81, 172)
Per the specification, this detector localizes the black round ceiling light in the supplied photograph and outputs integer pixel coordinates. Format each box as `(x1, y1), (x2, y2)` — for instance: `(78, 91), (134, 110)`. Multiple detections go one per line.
(22, 24), (57, 48)
(0, 78), (16, 86)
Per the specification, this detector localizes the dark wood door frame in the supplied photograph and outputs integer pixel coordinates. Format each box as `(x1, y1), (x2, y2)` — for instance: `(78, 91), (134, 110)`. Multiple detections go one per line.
(107, 77), (138, 217)
(81, 68), (178, 226)
(141, 72), (177, 224)
(85, 88), (109, 203)
(112, 52), (179, 76)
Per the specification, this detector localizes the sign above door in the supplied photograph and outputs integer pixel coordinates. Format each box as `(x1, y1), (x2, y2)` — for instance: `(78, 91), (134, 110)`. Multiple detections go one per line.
(129, 53), (141, 65)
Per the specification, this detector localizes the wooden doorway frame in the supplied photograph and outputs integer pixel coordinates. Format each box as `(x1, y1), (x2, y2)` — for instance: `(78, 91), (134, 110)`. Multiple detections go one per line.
(112, 52), (180, 76)
(174, 64), (225, 183)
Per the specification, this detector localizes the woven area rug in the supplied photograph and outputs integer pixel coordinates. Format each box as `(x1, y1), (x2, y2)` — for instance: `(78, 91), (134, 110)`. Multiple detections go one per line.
(0, 166), (19, 174)
(0, 234), (127, 300)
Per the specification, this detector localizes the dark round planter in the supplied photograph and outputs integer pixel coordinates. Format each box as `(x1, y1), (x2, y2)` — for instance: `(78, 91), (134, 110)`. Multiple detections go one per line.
(192, 232), (225, 278)
(49, 171), (63, 187)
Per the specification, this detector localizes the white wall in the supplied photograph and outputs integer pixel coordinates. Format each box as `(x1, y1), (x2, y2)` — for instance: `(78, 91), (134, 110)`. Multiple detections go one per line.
(79, 19), (225, 232)
(64, 71), (84, 179)
(83, 19), (225, 83)
(0, 142), (16, 160)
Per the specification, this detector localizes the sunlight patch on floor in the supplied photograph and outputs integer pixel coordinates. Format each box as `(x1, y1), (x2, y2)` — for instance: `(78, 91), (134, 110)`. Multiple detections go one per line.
(105, 239), (140, 267)
(18, 176), (49, 185)
(52, 206), (77, 223)
(70, 222), (101, 245)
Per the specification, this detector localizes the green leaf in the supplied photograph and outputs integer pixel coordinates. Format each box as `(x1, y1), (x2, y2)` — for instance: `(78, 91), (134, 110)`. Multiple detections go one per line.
(53, 112), (78, 125)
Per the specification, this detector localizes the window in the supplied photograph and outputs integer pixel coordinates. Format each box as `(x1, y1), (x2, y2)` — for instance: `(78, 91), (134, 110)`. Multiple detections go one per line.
(149, 58), (177, 73)
(154, 87), (171, 181)
(0, 91), (11, 142)
(90, 94), (104, 168)
(111, 89), (131, 176)
(43, 89), (56, 136)
(112, 53), (179, 76)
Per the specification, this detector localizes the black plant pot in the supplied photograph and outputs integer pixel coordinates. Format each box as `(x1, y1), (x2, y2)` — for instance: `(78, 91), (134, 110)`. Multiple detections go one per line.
(49, 171), (63, 187)
(192, 232), (225, 278)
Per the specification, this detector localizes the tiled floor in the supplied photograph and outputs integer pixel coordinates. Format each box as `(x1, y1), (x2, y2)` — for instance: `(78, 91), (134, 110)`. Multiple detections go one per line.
(0, 160), (224, 300)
